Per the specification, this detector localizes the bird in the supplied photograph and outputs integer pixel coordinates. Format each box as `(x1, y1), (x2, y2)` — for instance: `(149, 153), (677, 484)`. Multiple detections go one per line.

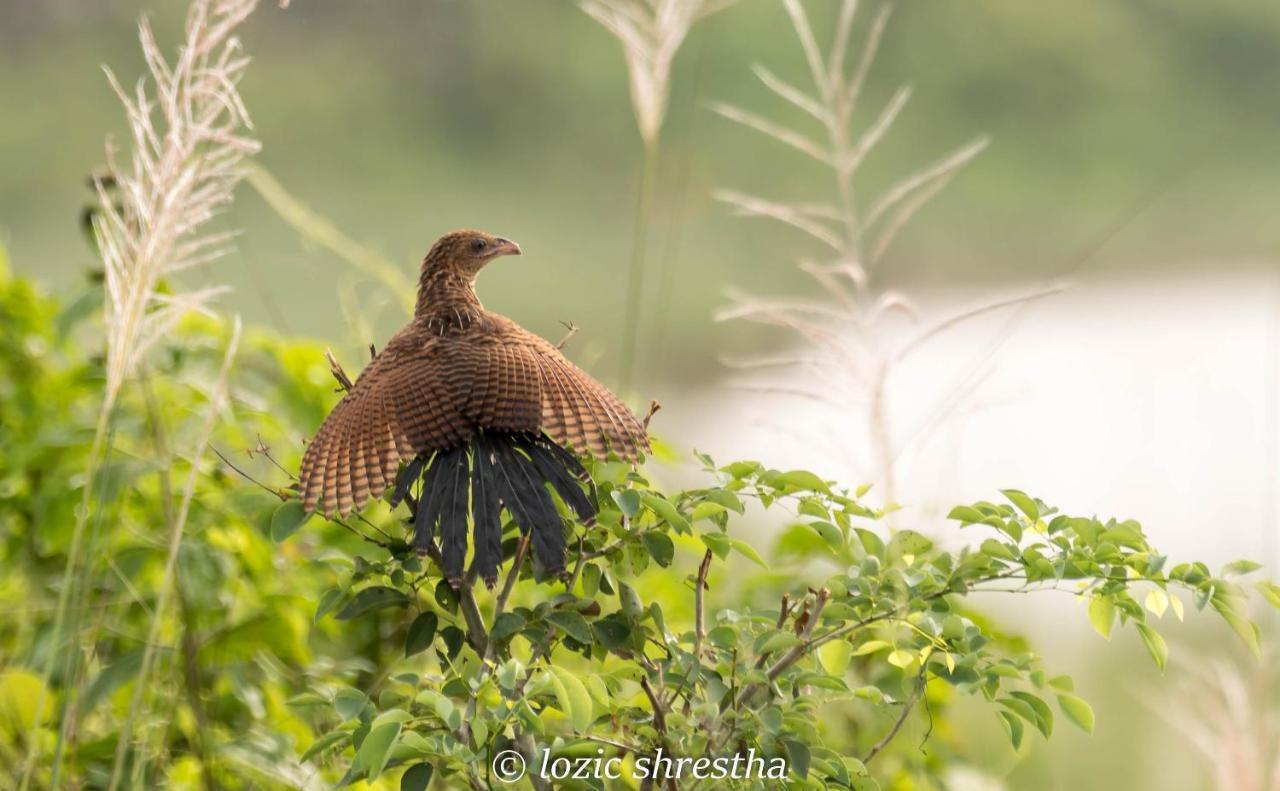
(298, 229), (649, 588)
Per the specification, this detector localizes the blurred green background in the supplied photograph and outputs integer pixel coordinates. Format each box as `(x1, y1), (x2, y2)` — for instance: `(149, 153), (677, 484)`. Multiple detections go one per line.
(4, 0), (1279, 378)
(3, 1), (1279, 789)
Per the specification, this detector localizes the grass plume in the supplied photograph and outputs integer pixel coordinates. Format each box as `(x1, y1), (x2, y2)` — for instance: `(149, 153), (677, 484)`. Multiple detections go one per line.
(581, 0), (739, 392)
(20, 1), (262, 787)
(714, 0), (1056, 504)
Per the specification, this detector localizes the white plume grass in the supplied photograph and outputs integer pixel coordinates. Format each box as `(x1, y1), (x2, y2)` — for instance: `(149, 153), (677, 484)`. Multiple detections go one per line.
(581, 0), (738, 146)
(94, 0), (260, 406)
(21, 2), (261, 787)
(715, 0), (1057, 506)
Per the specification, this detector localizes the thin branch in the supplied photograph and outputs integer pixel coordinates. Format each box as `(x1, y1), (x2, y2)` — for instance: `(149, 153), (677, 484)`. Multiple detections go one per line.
(863, 666), (927, 764)
(692, 549), (713, 659)
(325, 348), (354, 392)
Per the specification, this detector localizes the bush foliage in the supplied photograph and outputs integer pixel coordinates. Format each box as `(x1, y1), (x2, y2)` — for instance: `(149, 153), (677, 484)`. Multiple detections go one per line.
(1, 256), (1276, 789)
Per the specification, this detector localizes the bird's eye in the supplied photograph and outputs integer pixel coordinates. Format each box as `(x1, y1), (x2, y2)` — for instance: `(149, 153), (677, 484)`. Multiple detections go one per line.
(471, 238), (488, 252)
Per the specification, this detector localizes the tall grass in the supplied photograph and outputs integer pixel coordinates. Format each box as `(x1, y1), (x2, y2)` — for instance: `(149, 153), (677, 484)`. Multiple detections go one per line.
(714, 0), (1059, 505)
(1151, 658), (1280, 791)
(581, 0), (739, 392)
(19, 1), (262, 787)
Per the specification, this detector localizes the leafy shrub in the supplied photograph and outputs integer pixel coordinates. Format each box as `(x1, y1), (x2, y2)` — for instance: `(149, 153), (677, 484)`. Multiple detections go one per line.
(1, 261), (1275, 789)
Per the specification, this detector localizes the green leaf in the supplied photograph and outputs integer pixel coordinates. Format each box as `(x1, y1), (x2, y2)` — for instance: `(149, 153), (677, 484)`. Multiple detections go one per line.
(887, 650), (915, 669)
(356, 721), (401, 778)
(817, 641), (852, 675)
(700, 531), (730, 559)
(1009, 691), (1053, 738)
(782, 738), (811, 779)
(1222, 560), (1263, 577)
(81, 651), (142, 717)
(617, 581), (645, 620)
(641, 532), (675, 567)
(809, 520), (844, 550)
(1211, 588), (1262, 659)
(1256, 581), (1280, 610)
(301, 729), (350, 762)
(1136, 623), (1168, 671)
(404, 612), (438, 656)
(998, 710), (1024, 750)
(1056, 694), (1095, 734)
(641, 494), (690, 533)
(546, 610), (593, 644)
(1000, 489), (1039, 520)
(947, 505), (986, 524)
(691, 501), (727, 522)
(548, 666), (594, 732)
(338, 586), (409, 620)
(729, 538), (767, 568)
(708, 625), (737, 649)
(1143, 588), (1168, 619)
(580, 562), (601, 597)
(612, 489), (641, 519)
(1087, 596), (1115, 640)
(315, 588), (344, 623)
(400, 763), (434, 791)
(334, 688), (368, 721)
(888, 530), (933, 557)
(775, 469), (831, 493)
(592, 618), (631, 650)
(490, 612), (526, 643)
(270, 501), (309, 542)
(758, 632), (801, 655)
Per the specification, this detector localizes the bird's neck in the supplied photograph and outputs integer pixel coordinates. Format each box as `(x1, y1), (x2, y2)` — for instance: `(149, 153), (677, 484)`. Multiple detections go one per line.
(415, 267), (483, 329)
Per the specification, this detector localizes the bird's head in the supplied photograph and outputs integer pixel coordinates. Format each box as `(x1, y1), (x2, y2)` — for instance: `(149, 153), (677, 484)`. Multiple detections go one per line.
(421, 229), (522, 280)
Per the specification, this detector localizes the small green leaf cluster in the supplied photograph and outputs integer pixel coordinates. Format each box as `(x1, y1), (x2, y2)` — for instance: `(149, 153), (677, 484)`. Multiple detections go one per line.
(290, 455), (1277, 789)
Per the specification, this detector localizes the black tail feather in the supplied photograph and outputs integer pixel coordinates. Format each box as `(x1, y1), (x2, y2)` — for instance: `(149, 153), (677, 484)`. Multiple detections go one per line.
(470, 449), (503, 587)
(413, 452), (445, 550)
(438, 449), (470, 587)
(389, 456), (425, 508)
(525, 439), (597, 524)
(407, 432), (594, 587)
(492, 439), (564, 575)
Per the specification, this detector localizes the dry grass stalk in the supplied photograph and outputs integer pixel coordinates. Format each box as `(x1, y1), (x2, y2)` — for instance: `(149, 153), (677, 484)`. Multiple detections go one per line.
(94, 0), (261, 406)
(21, 2), (262, 787)
(1148, 658), (1280, 791)
(581, 0), (738, 146)
(109, 320), (243, 791)
(714, 0), (1055, 504)
(582, 0), (740, 392)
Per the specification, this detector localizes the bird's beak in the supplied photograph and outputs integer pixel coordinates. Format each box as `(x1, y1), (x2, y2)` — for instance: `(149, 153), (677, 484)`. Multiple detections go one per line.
(494, 237), (522, 257)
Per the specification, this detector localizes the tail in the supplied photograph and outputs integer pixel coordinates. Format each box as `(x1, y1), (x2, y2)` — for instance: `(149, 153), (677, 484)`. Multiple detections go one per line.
(389, 431), (598, 588)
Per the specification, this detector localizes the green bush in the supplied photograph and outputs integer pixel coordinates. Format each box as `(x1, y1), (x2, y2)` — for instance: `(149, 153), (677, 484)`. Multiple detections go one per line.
(0, 258), (1274, 789)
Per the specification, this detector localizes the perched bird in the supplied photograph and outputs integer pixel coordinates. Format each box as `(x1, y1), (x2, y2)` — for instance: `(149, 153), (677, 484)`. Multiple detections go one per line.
(299, 229), (649, 587)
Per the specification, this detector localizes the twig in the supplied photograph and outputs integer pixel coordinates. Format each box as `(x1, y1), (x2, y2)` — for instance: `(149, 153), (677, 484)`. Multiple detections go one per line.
(640, 675), (669, 736)
(461, 535), (531, 737)
(863, 667), (927, 764)
(692, 549), (713, 659)
(556, 321), (579, 350)
(253, 434), (297, 481)
(735, 588), (828, 708)
(325, 348), (354, 392)
(643, 400), (662, 430)
(212, 446), (290, 500)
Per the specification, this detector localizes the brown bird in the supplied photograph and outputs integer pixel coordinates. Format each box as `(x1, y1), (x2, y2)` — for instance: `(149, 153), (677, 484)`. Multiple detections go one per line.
(298, 229), (649, 586)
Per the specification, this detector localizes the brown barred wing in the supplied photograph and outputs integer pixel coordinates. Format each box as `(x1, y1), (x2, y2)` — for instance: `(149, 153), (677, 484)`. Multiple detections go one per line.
(519, 333), (650, 462)
(298, 343), (472, 518)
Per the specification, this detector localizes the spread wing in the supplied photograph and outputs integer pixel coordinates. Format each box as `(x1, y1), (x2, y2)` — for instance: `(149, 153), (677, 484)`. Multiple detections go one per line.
(299, 325), (648, 517)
